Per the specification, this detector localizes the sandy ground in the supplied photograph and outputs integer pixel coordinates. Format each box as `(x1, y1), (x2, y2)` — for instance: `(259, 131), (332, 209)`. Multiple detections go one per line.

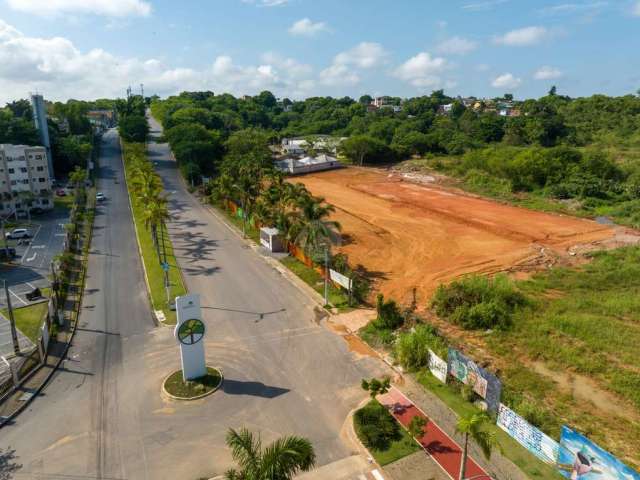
(295, 167), (618, 304)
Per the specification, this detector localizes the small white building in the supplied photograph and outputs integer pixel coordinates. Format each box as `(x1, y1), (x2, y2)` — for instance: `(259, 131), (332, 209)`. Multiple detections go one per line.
(260, 227), (285, 253)
(275, 155), (341, 176)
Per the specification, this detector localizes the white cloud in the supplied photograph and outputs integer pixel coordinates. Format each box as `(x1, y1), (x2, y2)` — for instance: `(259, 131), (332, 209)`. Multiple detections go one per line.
(6, 0), (151, 17)
(333, 42), (389, 69)
(0, 19), (315, 103)
(462, 0), (509, 11)
(538, 2), (608, 16)
(492, 73), (522, 89)
(288, 18), (328, 36)
(394, 52), (450, 89)
(241, 0), (289, 6)
(534, 66), (563, 80)
(633, 1), (640, 16)
(435, 36), (478, 55)
(320, 42), (388, 86)
(493, 26), (549, 46)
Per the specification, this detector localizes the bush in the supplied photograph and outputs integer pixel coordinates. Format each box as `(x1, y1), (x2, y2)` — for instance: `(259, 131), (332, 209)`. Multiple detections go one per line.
(395, 324), (447, 371)
(374, 294), (404, 330)
(431, 274), (527, 330)
(354, 400), (400, 451)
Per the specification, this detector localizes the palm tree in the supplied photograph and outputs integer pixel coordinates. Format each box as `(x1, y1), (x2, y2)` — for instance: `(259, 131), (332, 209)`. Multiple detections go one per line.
(142, 196), (170, 259)
(456, 412), (497, 480)
(292, 195), (341, 258)
(224, 428), (316, 480)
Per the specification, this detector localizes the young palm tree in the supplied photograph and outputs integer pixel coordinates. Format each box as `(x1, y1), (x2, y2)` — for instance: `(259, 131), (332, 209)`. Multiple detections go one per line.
(292, 195), (341, 258)
(455, 412), (497, 480)
(142, 196), (170, 258)
(224, 428), (316, 480)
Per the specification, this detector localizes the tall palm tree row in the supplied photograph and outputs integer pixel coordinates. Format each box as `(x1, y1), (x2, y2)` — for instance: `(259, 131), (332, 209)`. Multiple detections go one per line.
(213, 163), (341, 256)
(126, 148), (171, 260)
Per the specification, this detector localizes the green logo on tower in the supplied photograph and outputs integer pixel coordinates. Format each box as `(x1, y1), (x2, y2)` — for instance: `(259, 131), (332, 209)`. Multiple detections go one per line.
(177, 318), (205, 345)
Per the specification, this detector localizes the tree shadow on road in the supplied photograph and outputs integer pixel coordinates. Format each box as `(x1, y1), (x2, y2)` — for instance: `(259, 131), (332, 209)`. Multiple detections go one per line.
(222, 379), (289, 399)
(0, 447), (22, 479)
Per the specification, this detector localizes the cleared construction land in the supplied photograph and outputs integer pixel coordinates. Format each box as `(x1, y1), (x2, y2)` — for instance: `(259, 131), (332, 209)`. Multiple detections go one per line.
(296, 167), (617, 304)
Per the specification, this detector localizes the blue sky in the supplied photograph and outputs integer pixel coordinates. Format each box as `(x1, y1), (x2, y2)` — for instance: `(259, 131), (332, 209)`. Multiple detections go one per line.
(0, 0), (639, 103)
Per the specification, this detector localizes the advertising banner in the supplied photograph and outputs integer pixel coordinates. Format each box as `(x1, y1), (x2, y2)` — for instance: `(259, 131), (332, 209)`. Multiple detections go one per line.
(497, 404), (559, 465)
(428, 349), (448, 383)
(329, 269), (352, 290)
(558, 426), (640, 479)
(447, 348), (502, 412)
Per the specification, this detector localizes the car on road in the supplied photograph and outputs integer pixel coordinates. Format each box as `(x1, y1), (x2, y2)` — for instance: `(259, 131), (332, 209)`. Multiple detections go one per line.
(5, 228), (31, 239)
(96, 192), (106, 202)
(56, 188), (67, 196)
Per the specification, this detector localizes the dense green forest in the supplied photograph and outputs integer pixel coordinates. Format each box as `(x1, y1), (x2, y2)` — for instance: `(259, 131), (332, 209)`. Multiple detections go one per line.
(150, 89), (640, 227)
(0, 98), (116, 175)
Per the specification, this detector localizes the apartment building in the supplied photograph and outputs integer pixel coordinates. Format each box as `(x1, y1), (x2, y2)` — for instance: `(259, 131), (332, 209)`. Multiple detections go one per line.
(0, 144), (54, 216)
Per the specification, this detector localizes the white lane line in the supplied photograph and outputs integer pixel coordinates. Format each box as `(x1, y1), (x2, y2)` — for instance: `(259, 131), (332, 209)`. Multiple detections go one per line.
(31, 245), (45, 249)
(19, 223), (42, 265)
(26, 282), (36, 289)
(9, 289), (27, 305)
(26, 252), (37, 262)
(54, 233), (66, 237)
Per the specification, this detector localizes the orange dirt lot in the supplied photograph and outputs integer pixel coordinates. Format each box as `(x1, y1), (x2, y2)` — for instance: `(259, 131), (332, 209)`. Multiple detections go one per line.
(295, 167), (615, 303)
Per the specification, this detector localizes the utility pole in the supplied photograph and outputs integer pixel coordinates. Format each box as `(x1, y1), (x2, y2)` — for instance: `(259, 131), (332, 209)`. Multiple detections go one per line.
(140, 83), (145, 98)
(1, 218), (9, 251)
(324, 246), (329, 306)
(4, 280), (20, 354)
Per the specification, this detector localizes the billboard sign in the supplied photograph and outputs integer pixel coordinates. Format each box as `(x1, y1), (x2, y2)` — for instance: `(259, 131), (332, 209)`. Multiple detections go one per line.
(447, 348), (502, 412)
(428, 349), (448, 383)
(329, 269), (352, 290)
(558, 426), (640, 480)
(497, 403), (559, 465)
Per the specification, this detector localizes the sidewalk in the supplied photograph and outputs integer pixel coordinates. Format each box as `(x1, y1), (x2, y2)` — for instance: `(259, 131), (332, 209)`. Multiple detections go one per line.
(378, 387), (487, 480)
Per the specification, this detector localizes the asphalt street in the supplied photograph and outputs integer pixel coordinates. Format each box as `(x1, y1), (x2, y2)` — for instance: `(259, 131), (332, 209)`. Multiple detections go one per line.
(0, 124), (388, 480)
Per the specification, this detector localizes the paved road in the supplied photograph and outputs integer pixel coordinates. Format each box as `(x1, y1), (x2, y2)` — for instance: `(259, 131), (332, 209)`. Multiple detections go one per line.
(0, 124), (388, 479)
(0, 129), (155, 479)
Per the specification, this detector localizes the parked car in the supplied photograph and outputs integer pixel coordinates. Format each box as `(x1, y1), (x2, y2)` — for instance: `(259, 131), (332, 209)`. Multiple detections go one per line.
(96, 192), (106, 202)
(56, 188), (67, 197)
(0, 247), (17, 260)
(5, 228), (31, 239)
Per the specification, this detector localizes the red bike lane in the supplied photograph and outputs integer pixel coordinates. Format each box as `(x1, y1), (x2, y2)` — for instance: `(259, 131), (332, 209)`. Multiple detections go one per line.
(378, 387), (488, 480)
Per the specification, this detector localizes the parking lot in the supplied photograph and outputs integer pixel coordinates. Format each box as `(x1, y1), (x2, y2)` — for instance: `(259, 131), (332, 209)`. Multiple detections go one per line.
(0, 207), (69, 310)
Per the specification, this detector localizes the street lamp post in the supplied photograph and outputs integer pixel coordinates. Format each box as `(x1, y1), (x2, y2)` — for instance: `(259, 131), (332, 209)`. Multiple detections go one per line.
(3, 280), (20, 354)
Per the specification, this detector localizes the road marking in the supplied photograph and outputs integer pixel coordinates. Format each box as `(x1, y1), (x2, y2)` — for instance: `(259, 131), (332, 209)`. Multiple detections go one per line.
(26, 252), (37, 262)
(31, 245), (45, 249)
(9, 289), (27, 305)
(26, 282), (36, 289)
(54, 233), (66, 237)
(19, 223), (42, 265)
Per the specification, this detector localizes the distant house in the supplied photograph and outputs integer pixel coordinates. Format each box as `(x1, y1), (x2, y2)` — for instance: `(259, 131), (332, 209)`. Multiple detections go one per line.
(379, 104), (403, 113)
(86, 110), (115, 132)
(371, 96), (402, 112)
(281, 138), (307, 155)
(366, 104), (379, 113)
(280, 136), (342, 156)
(438, 103), (454, 115)
(274, 154), (341, 175)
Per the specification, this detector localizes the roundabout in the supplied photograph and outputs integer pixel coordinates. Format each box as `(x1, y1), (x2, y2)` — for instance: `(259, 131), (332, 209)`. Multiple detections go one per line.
(163, 366), (223, 400)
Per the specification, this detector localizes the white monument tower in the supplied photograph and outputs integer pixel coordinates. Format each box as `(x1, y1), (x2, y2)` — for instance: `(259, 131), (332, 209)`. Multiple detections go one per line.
(174, 294), (207, 381)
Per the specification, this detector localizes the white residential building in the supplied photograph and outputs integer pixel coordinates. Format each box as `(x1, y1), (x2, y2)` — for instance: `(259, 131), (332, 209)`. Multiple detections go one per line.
(0, 144), (54, 216)
(275, 154), (341, 175)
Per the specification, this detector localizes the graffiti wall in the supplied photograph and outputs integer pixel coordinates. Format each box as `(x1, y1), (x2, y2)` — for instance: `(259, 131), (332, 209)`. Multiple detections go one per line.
(447, 348), (502, 412)
(428, 349), (448, 383)
(558, 426), (640, 480)
(497, 404), (559, 465)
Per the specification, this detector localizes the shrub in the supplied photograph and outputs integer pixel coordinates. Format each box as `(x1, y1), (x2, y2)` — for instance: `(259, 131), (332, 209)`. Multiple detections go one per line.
(431, 274), (527, 330)
(354, 400), (400, 451)
(374, 294), (404, 330)
(395, 324), (448, 371)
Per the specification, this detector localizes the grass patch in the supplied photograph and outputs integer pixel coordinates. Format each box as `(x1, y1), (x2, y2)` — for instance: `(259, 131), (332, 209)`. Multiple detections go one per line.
(416, 372), (563, 479)
(122, 142), (187, 325)
(163, 367), (222, 399)
(1, 290), (50, 343)
(354, 399), (420, 466)
(279, 255), (351, 310)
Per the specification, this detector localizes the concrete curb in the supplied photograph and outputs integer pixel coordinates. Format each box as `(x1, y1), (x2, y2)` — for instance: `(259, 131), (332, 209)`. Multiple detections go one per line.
(120, 138), (160, 328)
(161, 366), (223, 401)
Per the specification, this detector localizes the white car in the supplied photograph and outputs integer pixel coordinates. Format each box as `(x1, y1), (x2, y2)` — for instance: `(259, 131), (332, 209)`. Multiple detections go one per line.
(5, 228), (31, 239)
(96, 192), (106, 202)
